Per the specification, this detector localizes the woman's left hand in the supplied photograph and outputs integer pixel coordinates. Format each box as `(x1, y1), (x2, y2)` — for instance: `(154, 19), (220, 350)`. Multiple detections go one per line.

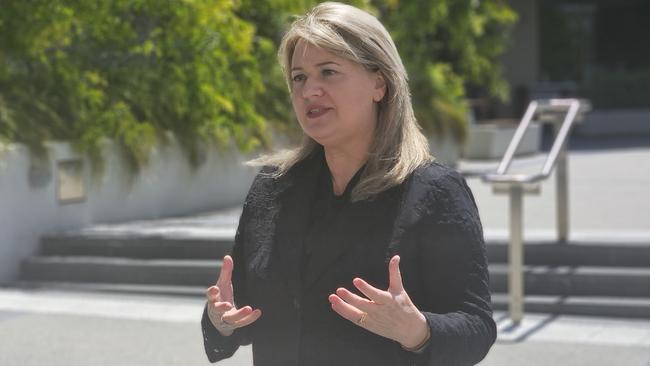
(328, 255), (429, 349)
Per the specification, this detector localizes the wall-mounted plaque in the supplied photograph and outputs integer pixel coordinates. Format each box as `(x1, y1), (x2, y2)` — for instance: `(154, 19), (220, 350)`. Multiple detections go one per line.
(56, 159), (86, 204)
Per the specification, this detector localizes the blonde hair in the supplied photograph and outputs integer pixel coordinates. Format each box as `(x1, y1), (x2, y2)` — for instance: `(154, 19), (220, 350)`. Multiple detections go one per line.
(252, 1), (431, 201)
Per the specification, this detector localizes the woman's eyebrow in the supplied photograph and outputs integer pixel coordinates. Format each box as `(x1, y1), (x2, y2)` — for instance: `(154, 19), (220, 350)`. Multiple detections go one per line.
(291, 61), (341, 72)
(316, 61), (341, 67)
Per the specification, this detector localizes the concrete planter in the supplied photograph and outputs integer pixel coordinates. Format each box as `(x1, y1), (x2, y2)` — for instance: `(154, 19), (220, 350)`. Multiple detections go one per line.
(463, 120), (541, 160)
(574, 109), (650, 137)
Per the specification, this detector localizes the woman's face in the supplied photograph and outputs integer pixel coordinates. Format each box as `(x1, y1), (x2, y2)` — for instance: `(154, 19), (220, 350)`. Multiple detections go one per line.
(290, 40), (386, 150)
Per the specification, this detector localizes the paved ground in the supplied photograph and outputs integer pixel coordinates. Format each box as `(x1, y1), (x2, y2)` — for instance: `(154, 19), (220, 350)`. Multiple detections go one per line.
(460, 138), (650, 241)
(2, 136), (649, 365)
(1, 288), (649, 366)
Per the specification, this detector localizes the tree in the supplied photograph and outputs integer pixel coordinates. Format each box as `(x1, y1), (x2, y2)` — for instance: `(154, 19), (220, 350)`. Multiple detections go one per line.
(373, 0), (517, 140)
(0, 0), (270, 173)
(0, 0), (516, 173)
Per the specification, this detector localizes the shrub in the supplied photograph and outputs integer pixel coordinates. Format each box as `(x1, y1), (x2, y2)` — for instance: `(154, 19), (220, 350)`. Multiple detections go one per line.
(0, 0), (271, 173)
(0, 0), (516, 173)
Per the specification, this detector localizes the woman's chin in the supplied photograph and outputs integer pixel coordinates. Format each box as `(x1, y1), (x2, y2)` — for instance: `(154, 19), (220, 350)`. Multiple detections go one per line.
(303, 128), (338, 147)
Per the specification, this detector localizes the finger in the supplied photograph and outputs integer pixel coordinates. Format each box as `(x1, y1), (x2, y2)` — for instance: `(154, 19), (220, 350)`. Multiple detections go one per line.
(206, 286), (220, 302)
(352, 278), (391, 304)
(212, 301), (234, 313)
(216, 256), (235, 303)
(207, 300), (232, 318)
(207, 302), (233, 328)
(221, 305), (255, 324)
(328, 294), (365, 324)
(388, 255), (404, 293)
(335, 287), (374, 310)
(232, 309), (262, 328)
(217, 255), (234, 286)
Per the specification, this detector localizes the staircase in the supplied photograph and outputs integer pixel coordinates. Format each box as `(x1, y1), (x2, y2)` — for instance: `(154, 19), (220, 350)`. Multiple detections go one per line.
(16, 223), (650, 319)
(487, 240), (650, 318)
(19, 233), (224, 296)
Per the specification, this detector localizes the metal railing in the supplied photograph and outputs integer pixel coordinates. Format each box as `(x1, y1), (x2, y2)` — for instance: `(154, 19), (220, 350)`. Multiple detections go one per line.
(481, 98), (590, 325)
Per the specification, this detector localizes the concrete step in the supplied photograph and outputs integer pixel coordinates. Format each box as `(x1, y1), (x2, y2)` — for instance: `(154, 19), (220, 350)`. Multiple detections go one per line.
(12, 281), (207, 297)
(486, 240), (650, 267)
(40, 235), (233, 259)
(41, 234), (650, 268)
(21, 257), (220, 287)
(20, 230), (650, 319)
(22, 255), (650, 298)
(489, 264), (650, 297)
(491, 294), (650, 319)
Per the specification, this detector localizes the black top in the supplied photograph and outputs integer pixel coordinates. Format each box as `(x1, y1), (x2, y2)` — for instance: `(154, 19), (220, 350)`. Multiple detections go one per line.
(202, 148), (496, 366)
(301, 159), (390, 279)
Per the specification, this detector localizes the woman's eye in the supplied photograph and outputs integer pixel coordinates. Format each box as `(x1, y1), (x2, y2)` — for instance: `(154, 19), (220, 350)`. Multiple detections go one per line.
(292, 74), (306, 82)
(322, 69), (337, 76)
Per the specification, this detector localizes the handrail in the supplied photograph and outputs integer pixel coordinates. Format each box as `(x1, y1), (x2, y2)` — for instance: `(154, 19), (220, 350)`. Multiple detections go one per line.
(483, 99), (585, 184)
(478, 98), (590, 326)
(541, 100), (581, 176)
(495, 101), (539, 175)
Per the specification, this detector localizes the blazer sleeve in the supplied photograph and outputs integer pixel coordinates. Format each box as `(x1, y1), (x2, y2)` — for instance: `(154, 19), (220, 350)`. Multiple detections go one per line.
(408, 168), (496, 366)
(201, 195), (255, 362)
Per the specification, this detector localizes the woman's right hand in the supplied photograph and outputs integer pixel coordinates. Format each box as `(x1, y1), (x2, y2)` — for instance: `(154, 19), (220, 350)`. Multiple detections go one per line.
(206, 255), (262, 336)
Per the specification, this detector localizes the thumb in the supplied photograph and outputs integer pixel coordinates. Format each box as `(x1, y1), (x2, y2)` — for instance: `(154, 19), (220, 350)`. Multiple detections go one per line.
(388, 255), (404, 294)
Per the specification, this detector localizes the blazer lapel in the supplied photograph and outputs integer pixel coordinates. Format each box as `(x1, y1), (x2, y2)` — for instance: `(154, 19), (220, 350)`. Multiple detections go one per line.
(271, 153), (324, 293)
(387, 163), (436, 255)
(241, 166), (293, 280)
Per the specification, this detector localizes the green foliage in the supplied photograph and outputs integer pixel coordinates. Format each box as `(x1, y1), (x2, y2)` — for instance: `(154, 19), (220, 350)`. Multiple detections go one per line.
(373, 0), (517, 140)
(235, 0), (316, 138)
(0, 0), (516, 174)
(0, 0), (271, 173)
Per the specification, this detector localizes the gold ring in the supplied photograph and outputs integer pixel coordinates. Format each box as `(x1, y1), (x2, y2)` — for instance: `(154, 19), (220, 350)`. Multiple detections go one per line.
(357, 312), (367, 325)
(220, 314), (232, 326)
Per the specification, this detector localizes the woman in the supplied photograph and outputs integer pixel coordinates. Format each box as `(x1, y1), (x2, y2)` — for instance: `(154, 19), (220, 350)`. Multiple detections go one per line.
(201, 2), (496, 365)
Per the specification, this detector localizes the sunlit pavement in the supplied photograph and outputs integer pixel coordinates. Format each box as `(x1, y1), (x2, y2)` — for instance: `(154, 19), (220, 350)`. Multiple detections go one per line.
(1, 287), (649, 366)
(461, 144), (650, 240)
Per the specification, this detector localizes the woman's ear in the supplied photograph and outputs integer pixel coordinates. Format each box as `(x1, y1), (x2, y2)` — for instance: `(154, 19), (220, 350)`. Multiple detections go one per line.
(373, 73), (387, 102)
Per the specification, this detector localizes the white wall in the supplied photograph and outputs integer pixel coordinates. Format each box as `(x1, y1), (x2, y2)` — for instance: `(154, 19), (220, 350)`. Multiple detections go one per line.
(0, 139), (259, 282)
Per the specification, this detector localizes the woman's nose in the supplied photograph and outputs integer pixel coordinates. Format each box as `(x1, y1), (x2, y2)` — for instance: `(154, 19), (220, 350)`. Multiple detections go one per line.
(301, 79), (324, 98)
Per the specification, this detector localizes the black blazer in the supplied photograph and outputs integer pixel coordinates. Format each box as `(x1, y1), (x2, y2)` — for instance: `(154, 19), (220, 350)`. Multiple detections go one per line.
(202, 153), (496, 366)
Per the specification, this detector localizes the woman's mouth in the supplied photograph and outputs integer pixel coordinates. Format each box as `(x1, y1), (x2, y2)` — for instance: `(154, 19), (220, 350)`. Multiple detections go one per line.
(306, 107), (331, 119)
